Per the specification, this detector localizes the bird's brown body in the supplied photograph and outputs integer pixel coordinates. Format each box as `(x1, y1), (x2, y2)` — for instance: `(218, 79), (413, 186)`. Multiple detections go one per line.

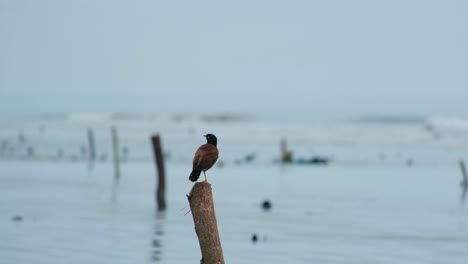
(189, 134), (218, 182)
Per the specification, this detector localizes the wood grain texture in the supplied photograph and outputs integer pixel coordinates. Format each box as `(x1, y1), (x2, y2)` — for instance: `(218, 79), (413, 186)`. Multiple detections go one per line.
(188, 182), (224, 264)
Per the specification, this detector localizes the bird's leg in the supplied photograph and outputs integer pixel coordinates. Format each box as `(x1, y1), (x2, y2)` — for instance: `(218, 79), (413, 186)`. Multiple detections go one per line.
(203, 170), (208, 182)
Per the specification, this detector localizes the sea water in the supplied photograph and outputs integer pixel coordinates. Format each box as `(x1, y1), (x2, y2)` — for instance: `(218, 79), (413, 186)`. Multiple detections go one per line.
(1, 113), (468, 263)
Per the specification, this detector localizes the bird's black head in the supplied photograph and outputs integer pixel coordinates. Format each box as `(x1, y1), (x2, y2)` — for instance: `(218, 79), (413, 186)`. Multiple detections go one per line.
(204, 133), (217, 146)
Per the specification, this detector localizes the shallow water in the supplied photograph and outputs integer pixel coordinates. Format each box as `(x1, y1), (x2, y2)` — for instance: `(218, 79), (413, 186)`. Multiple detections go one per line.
(1, 114), (468, 263)
(1, 160), (468, 264)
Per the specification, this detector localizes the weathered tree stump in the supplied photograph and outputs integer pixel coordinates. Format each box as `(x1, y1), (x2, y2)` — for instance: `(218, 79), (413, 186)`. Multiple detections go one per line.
(188, 182), (225, 264)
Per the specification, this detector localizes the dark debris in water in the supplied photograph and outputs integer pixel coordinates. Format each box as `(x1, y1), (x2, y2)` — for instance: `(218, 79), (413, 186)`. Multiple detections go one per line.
(261, 200), (272, 211)
(12, 215), (23, 222)
(251, 234), (258, 243)
(251, 233), (268, 243)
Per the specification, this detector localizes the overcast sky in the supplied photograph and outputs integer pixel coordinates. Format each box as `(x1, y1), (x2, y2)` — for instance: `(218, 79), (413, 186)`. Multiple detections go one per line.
(0, 0), (467, 118)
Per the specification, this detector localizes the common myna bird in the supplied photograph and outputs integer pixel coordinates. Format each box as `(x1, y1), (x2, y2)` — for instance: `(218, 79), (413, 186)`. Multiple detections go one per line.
(189, 134), (219, 182)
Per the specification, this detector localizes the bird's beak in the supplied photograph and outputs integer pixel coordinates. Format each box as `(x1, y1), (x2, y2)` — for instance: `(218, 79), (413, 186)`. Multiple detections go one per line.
(203, 134), (207, 138)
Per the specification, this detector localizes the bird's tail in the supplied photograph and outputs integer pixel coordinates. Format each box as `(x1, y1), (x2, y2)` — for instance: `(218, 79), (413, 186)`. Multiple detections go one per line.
(189, 170), (202, 182)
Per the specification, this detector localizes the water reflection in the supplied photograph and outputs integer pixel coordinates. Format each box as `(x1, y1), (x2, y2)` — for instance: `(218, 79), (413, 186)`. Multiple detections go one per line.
(150, 211), (165, 262)
(111, 179), (119, 203)
(461, 186), (467, 204)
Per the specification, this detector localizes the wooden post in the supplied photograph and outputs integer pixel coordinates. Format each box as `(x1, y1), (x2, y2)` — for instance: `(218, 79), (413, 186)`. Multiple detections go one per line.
(460, 160), (468, 202)
(151, 134), (166, 211)
(280, 138), (292, 163)
(460, 160), (467, 183)
(87, 128), (96, 163)
(188, 182), (225, 264)
(111, 127), (121, 181)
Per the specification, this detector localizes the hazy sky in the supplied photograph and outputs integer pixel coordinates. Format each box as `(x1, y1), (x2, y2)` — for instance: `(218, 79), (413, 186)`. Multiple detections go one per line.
(1, 0), (467, 118)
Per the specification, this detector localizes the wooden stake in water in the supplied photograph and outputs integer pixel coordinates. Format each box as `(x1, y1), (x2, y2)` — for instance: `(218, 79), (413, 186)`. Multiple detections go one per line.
(280, 138), (292, 163)
(188, 182), (225, 264)
(112, 127), (121, 181)
(87, 128), (96, 164)
(151, 134), (166, 211)
(460, 160), (468, 202)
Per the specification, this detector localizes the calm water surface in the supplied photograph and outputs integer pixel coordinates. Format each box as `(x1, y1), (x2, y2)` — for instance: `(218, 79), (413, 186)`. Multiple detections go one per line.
(1, 161), (468, 264)
(1, 114), (468, 263)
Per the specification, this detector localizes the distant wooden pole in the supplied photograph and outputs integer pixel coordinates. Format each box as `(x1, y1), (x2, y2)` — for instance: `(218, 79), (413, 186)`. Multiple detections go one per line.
(112, 127), (121, 181)
(459, 160), (468, 202)
(87, 128), (96, 162)
(188, 182), (225, 264)
(460, 160), (467, 183)
(280, 138), (292, 163)
(151, 134), (166, 211)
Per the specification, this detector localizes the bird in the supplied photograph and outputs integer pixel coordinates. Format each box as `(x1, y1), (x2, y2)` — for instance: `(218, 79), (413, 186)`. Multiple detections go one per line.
(189, 134), (219, 182)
